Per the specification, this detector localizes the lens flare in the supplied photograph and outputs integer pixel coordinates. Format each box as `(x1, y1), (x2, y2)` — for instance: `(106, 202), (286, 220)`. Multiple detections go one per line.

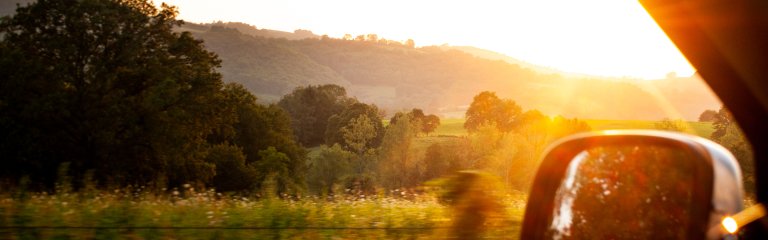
(722, 217), (738, 234)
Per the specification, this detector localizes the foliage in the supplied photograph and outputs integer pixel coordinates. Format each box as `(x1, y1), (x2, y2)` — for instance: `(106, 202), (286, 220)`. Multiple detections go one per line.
(422, 114), (441, 135)
(711, 106), (735, 141)
(391, 109), (441, 135)
(277, 84), (355, 147)
(218, 84), (306, 194)
(192, 26), (348, 99)
(378, 113), (422, 189)
(708, 106), (755, 195)
(464, 91), (522, 133)
(253, 147), (297, 195)
(653, 118), (690, 132)
(699, 109), (717, 122)
(325, 102), (385, 150)
(307, 144), (354, 195)
(0, 0), (227, 188)
(207, 144), (256, 192)
(0, 188), (528, 240)
(423, 144), (451, 180)
(342, 115), (378, 156)
(0, 1), (306, 194)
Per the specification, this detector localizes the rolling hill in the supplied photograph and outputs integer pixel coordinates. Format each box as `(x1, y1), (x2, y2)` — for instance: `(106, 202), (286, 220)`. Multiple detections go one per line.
(0, 0), (720, 120)
(184, 22), (720, 120)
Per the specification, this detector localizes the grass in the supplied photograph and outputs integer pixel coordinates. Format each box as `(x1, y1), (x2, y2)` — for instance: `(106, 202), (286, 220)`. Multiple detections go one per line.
(432, 118), (714, 138)
(585, 119), (714, 138)
(0, 188), (526, 240)
(433, 118), (467, 136)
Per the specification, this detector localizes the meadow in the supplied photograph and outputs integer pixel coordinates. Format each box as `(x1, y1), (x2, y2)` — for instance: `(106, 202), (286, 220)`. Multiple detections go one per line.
(432, 118), (714, 137)
(0, 186), (526, 240)
(1, 118), (712, 240)
(585, 119), (714, 138)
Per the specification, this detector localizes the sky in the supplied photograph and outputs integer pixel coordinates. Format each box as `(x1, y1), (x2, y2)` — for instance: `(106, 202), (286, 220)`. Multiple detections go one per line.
(158, 0), (696, 80)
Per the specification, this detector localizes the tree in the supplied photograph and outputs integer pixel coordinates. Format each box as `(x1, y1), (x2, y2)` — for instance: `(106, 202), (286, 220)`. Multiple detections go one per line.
(654, 118), (688, 132)
(254, 147), (297, 194)
(698, 109), (718, 122)
(464, 91), (522, 133)
(711, 106), (734, 141)
(278, 84), (355, 147)
(389, 108), (440, 135)
(708, 106), (755, 195)
(218, 83), (306, 193)
(325, 102), (384, 150)
(207, 144), (256, 192)
(405, 39), (416, 48)
(307, 144), (353, 194)
(0, 0), (227, 188)
(378, 112), (421, 189)
(342, 114), (377, 156)
(423, 143), (449, 180)
(422, 114), (441, 135)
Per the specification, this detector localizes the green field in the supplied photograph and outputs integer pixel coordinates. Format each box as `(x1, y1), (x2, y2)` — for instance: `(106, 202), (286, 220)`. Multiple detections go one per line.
(433, 118), (714, 138)
(584, 119), (714, 138)
(433, 118), (467, 136)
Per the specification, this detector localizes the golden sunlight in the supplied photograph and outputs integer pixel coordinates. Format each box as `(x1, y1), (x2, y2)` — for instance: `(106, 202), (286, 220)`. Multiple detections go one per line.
(159, 0), (694, 79)
(722, 217), (738, 234)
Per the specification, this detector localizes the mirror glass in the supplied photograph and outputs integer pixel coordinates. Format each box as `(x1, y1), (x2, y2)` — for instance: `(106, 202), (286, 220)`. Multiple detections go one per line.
(547, 144), (698, 239)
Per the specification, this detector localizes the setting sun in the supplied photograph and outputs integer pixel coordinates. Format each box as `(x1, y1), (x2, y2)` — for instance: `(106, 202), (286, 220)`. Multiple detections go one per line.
(160, 0), (694, 79)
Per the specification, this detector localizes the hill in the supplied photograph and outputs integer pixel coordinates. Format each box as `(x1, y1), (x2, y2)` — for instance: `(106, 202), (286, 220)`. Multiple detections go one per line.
(192, 25), (348, 102)
(441, 45), (608, 80)
(181, 22), (721, 120)
(0, 0), (720, 120)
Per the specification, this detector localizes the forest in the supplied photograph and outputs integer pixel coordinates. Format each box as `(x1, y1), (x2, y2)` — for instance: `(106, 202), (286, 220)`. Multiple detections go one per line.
(0, 1), (753, 239)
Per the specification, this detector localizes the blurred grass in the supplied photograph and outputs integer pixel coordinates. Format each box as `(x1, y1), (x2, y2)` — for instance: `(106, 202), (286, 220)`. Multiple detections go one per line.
(0, 188), (526, 239)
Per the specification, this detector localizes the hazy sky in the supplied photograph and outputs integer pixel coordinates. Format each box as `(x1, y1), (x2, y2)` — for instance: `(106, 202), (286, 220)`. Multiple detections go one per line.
(159, 0), (695, 80)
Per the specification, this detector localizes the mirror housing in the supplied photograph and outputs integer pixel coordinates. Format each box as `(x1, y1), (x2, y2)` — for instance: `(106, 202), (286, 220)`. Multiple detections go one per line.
(521, 130), (744, 239)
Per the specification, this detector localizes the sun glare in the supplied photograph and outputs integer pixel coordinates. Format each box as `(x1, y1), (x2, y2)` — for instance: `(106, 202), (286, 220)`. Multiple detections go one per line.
(722, 217), (738, 234)
(160, 0), (694, 80)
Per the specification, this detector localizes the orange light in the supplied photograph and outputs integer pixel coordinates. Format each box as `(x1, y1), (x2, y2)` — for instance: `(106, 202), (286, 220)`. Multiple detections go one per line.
(722, 217), (738, 234)
(720, 204), (766, 234)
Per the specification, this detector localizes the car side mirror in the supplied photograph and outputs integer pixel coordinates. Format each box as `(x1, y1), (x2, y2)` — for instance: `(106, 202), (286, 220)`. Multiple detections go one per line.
(521, 130), (745, 240)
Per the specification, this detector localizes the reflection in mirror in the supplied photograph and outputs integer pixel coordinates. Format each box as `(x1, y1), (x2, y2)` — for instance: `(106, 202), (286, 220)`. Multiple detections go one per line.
(547, 145), (697, 239)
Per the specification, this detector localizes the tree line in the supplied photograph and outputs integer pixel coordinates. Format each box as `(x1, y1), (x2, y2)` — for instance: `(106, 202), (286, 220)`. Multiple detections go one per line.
(0, 0), (594, 196)
(0, 0), (306, 193)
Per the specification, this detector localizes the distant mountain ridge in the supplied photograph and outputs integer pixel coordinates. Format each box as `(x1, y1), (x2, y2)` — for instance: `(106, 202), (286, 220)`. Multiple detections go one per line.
(179, 21), (320, 40)
(182, 22), (720, 120)
(441, 45), (637, 81)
